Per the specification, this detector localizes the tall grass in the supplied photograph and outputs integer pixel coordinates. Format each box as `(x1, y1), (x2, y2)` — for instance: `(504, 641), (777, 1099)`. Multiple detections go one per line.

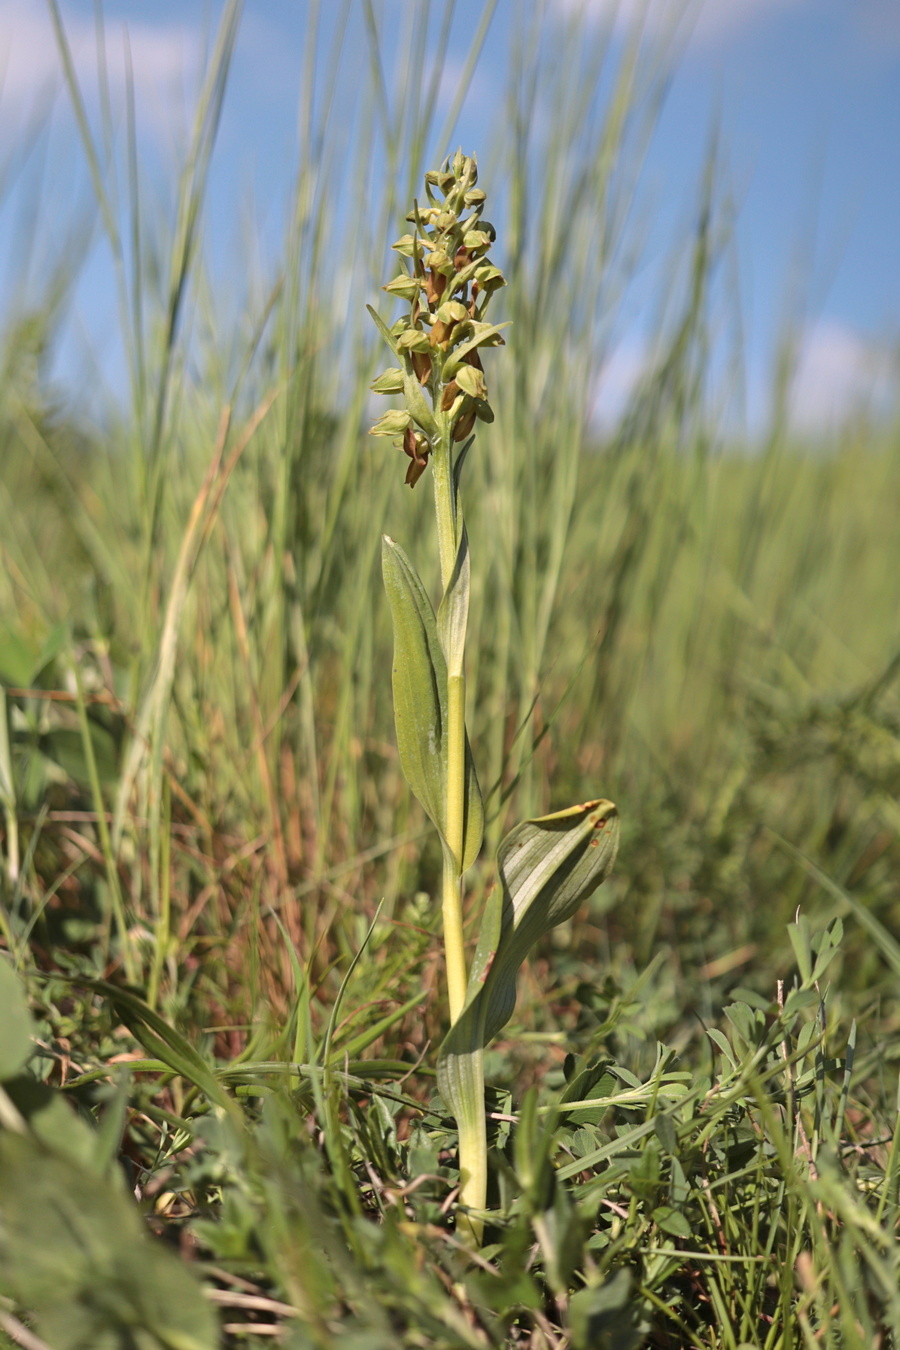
(0, 2), (899, 1346)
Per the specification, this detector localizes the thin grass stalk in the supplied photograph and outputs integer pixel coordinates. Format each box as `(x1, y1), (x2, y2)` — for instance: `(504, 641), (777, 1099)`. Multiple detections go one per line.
(71, 658), (138, 983)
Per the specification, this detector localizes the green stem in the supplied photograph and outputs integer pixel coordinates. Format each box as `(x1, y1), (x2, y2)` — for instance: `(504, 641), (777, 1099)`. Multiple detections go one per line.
(446, 673), (466, 864)
(434, 425), (469, 1024)
(433, 418), (488, 1240)
(432, 422), (457, 594)
(442, 846), (467, 1025)
(442, 669), (469, 1029)
(457, 1050), (487, 1246)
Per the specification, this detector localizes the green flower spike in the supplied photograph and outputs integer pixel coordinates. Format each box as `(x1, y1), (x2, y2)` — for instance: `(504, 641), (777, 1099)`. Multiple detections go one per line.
(370, 153), (619, 1247)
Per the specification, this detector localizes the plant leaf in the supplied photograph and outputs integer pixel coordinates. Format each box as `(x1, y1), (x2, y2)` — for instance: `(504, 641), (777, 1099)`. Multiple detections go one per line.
(0, 1132), (217, 1350)
(437, 520), (470, 676)
(441, 321), (511, 380)
(366, 303), (399, 357)
(438, 799), (619, 1114)
(71, 978), (233, 1112)
(0, 959), (34, 1081)
(382, 535), (483, 871)
(401, 355), (439, 438)
(482, 800), (619, 1044)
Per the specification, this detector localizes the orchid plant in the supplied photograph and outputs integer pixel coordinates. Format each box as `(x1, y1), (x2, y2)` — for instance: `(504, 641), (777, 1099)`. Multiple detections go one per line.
(369, 151), (620, 1244)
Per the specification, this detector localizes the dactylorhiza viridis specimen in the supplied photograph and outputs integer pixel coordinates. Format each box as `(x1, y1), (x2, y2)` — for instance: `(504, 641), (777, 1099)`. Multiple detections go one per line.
(370, 151), (619, 1244)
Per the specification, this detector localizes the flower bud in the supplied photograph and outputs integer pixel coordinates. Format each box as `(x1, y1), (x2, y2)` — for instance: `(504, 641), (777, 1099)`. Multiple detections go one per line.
(436, 300), (469, 325)
(407, 205), (441, 226)
(383, 274), (421, 301)
(370, 367), (405, 394)
(464, 188), (486, 207)
(401, 425), (431, 487)
(425, 169), (455, 194)
(474, 264), (506, 292)
(391, 234), (417, 257)
(397, 328), (432, 354)
(455, 363), (487, 401)
(425, 270), (447, 306)
(452, 406), (477, 442)
(411, 351), (432, 385)
(441, 380), (461, 412)
(462, 230), (491, 253)
(369, 409), (412, 437)
(425, 248), (453, 272)
(430, 320), (452, 350)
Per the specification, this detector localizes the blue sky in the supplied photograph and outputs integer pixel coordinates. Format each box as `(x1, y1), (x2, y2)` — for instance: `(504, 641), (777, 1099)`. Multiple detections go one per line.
(1, 0), (898, 435)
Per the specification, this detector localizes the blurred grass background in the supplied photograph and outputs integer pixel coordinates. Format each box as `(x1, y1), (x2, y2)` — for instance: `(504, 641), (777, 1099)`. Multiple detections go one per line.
(1, 3), (899, 1343)
(2, 0), (898, 1049)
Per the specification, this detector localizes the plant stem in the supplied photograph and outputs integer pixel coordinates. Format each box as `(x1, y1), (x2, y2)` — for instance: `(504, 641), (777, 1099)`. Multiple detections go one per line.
(442, 846), (467, 1025)
(434, 425), (469, 1025)
(456, 1052), (487, 1246)
(446, 673), (466, 865)
(433, 418), (488, 1237)
(432, 422), (457, 594)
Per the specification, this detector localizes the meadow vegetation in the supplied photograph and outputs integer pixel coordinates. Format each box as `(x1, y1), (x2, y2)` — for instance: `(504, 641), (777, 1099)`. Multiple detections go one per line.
(1, 3), (899, 1347)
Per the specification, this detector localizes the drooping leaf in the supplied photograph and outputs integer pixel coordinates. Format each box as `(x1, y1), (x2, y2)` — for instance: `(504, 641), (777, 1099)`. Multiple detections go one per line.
(438, 799), (619, 1116)
(482, 800), (620, 1044)
(72, 978), (233, 1112)
(382, 535), (483, 871)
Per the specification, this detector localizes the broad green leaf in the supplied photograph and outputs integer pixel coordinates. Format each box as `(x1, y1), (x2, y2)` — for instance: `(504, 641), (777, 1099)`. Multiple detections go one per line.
(438, 800), (619, 1117)
(2, 1077), (99, 1171)
(40, 723), (120, 788)
(0, 627), (36, 686)
(0, 959), (34, 1080)
(382, 535), (483, 871)
(0, 1133), (217, 1350)
(482, 799), (620, 1046)
(568, 1270), (638, 1350)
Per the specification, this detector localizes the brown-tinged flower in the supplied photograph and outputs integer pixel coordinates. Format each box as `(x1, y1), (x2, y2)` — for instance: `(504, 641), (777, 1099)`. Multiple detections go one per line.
(402, 425), (430, 487)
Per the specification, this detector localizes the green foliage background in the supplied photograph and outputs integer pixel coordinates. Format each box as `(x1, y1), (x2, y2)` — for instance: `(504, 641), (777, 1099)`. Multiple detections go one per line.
(0, 3), (899, 1347)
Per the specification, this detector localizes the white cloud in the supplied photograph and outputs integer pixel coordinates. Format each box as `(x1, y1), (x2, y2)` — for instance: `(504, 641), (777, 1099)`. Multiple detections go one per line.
(791, 321), (897, 432)
(589, 323), (898, 437)
(550, 0), (810, 50)
(0, 0), (199, 138)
